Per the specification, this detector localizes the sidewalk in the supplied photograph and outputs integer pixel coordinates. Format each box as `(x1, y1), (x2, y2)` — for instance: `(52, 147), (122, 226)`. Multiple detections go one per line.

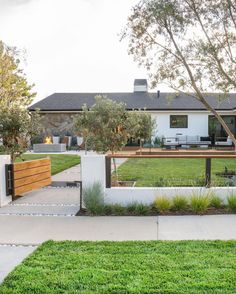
(158, 214), (236, 240)
(0, 215), (236, 245)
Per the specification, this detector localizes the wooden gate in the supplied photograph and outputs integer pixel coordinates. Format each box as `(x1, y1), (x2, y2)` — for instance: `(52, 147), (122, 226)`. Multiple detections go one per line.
(6, 158), (52, 198)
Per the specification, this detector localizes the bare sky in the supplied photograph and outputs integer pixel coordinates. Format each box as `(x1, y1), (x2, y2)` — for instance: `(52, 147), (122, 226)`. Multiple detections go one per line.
(0, 0), (166, 103)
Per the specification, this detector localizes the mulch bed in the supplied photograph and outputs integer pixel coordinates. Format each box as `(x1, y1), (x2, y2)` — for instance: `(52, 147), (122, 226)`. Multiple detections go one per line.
(76, 207), (234, 216)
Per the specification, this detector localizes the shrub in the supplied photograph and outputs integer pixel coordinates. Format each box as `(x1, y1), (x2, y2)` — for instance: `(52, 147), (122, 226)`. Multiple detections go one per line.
(172, 195), (188, 211)
(227, 193), (236, 212)
(104, 204), (113, 215)
(83, 182), (104, 215)
(31, 134), (44, 145)
(112, 204), (126, 215)
(190, 191), (211, 214)
(210, 195), (223, 209)
(154, 196), (171, 214)
(224, 176), (236, 187)
(126, 202), (138, 214)
(134, 203), (150, 215)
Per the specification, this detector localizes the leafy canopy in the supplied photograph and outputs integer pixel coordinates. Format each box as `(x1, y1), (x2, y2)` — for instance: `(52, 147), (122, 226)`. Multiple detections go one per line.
(74, 95), (155, 153)
(123, 0), (236, 145)
(0, 40), (40, 161)
(124, 0), (236, 94)
(0, 41), (35, 108)
(0, 107), (40, 162)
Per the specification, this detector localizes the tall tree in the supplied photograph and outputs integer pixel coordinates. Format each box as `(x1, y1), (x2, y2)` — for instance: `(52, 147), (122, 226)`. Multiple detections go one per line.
(0, 40), (35, 108)
(74, 96), (155, 183)
(123, 0), (236, 147)
(0, 40), (39, 161)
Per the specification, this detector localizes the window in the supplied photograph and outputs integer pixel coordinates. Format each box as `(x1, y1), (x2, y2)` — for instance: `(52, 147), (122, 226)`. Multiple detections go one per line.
(170, 115), (188, 128)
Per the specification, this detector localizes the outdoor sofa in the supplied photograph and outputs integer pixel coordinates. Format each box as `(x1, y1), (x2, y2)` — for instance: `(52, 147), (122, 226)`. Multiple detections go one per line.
(163, 135), (212, 149)
(214, 136), (234, 149)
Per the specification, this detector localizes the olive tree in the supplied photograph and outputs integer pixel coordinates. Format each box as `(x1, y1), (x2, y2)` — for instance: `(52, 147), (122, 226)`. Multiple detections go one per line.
(123, 0), (236, 147)
(74, 95), (155, 182)
(0, 40), (40, 161)
(0, 106), (40, 162)
(128, 110), (156, 153)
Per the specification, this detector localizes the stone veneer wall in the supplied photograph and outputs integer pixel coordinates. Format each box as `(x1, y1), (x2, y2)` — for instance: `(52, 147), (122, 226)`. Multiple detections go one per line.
(39, 112), (78, 135)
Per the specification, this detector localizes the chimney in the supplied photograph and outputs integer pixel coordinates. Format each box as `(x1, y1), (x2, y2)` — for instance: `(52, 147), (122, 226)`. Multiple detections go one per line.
(134, 79), (148, 92)
(157, 90), (160, 98)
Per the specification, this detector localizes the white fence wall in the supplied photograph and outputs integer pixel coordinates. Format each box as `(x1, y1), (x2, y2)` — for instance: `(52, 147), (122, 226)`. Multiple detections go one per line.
(105, 187), (235, 205)
(81, 155), (236, 206)
(80, 154), (106, 189)
(0, 155), (12, 207)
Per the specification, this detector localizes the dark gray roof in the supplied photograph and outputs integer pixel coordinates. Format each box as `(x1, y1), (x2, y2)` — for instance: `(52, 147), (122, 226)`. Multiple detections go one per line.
(29, 92), (236, 111)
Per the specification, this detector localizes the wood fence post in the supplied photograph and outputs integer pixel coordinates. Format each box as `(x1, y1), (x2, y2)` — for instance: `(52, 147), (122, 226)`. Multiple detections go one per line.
(205, 158), (211, 188)
(105, 157), (111, 188)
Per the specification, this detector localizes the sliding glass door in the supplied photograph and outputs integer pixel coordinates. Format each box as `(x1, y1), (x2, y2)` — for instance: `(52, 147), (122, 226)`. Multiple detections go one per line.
(209, 115), (236, 138)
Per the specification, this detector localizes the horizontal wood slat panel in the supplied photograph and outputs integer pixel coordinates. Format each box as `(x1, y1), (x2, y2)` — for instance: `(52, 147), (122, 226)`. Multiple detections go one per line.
(14, 178), (52, 196)
(13, 158), (50, 171)
(14, 165), (50, 180)
(12, 158), (52, 197)
(14, 171), (51, 188)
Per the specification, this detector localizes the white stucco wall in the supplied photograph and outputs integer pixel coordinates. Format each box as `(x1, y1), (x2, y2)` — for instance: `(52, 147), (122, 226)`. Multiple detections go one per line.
(81, 155), (236, 207)
(105, 187), (235, 205)
(80, 154), (106, 189)
(0, 155), (12, 207)
(151, 112), (209, 138)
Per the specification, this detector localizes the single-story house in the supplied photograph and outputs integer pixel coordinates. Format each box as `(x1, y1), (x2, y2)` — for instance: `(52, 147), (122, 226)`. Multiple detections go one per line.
(29, 79), (236, 142)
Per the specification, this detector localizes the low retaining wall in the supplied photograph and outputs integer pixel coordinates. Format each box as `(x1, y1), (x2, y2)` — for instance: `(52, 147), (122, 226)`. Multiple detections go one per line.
(105, 187), (236, 205)
(81, 155), (236, 206)
(0, 155), (12, 207)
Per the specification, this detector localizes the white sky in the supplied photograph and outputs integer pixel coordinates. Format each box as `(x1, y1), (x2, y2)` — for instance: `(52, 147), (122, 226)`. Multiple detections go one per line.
(0, 0), (170, 103)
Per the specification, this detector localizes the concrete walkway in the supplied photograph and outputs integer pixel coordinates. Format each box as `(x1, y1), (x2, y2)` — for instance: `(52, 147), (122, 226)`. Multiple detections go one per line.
(0, 245), (36, 283)
(0, 215), (235, 245)
(52, 164), (81, 181)
(0, 187), (80, 216)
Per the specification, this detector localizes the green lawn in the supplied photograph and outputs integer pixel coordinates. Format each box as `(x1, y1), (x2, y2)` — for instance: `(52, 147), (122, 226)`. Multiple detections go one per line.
(16, 154), (80, 175)
(117, 158), (236, 186)
(1, 240), (236, 293)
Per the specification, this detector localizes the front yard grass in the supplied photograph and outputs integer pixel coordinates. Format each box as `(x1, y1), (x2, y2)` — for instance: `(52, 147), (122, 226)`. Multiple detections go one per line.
(1, 240), (236, 293)
(16, 154), (80, 175)
(117, 158), (236, 186)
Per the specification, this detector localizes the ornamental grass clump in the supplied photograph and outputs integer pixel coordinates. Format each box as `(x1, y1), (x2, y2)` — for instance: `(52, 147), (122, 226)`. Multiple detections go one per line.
(126, 202), (139, 214)
(172, 195), (188, 211)
(227, 193), (236, 212)
(83, 182), (104, 215)
(134, 203), (150, 215)
(154, 196), (172, 214)
(210, 195), (223, 209)
(112, 204), (126, 215)
(190, 191), (211, 215)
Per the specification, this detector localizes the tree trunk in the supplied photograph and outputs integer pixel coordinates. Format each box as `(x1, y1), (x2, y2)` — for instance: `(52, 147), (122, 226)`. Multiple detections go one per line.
(85, 139), (87, 155)
(139, 139), (142, 155)
(112, 156), (119, 186)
